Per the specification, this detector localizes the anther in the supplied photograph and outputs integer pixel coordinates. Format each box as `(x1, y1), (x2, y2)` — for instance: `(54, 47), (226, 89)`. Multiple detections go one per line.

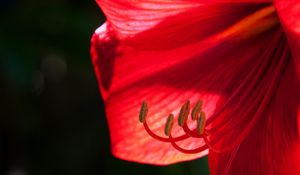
(164, 114), (174, 136)
(139, 101), (148, 123)
(196, 111), (206, 135)
(191, 100), (203, 120)
(178, 100), (190, 127)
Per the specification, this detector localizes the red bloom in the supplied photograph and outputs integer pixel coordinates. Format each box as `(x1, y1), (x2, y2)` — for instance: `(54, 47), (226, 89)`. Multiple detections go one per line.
(90, 0), (300, 174)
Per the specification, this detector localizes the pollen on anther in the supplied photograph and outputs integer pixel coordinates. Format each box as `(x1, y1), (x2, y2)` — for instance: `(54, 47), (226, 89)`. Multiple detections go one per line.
(178, 100), (190, 127)
(191, 100), (203, 120)
(196, 111), (206, 135)
(139, 101), (148, 123)
(164, 114), (174, 136)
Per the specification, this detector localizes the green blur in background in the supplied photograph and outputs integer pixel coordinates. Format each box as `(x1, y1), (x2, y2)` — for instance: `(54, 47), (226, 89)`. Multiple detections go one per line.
(0, 0), (209, 174)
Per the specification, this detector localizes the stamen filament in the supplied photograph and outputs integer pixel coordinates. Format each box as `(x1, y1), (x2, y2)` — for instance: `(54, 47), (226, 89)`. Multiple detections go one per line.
(140, 100), (234, 154)
(143, 121), (189, 142)
(202, 136), (222, 153)
(183, 123), (203, 138)
(202, 135), (237, 153)
(169, 134), (208, 154)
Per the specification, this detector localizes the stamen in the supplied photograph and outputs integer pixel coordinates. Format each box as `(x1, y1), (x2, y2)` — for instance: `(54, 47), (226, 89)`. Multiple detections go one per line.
(196, 111), (206, 135)
(139, 101), (148, 123)
(139, 102), (190, 142)
(164, 114), (174, 136)
(139, 100), (219, 154)
(191, 100), (203, 120)
(178, 100), (190, 127)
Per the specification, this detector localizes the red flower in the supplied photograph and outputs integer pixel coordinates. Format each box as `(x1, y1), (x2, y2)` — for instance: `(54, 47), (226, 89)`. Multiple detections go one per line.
(90, 0), (300, 174)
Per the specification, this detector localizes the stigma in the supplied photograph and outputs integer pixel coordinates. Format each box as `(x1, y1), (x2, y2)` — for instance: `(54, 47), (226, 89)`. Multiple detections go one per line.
(139, 100), (219, 154)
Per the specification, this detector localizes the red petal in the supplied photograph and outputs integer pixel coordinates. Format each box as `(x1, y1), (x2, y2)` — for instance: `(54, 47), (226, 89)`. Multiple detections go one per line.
(275, 0), (300, 76)
(208, 3), (300, 173)
(96, 0), (271, 50)
(91, 1), (298, 166)
(209, 48), (300, 174)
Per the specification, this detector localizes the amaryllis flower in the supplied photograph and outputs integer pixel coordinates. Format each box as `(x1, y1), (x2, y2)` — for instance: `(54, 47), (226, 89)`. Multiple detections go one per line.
(90, 0), (300, 174)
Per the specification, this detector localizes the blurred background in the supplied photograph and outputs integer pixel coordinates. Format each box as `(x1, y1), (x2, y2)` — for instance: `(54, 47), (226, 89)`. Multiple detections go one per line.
(0, 0), (209, 174)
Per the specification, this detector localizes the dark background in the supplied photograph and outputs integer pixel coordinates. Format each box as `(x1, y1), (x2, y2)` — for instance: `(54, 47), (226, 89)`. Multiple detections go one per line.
(0, 0), (209, 174)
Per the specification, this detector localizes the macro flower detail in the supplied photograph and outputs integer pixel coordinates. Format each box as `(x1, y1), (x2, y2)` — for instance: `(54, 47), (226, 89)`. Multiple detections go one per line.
(139, 100), (213, 154)
(90, 0), (300, 174)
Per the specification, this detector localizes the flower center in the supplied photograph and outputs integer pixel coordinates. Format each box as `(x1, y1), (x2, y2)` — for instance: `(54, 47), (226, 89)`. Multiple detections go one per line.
(139, 100), (222, 154)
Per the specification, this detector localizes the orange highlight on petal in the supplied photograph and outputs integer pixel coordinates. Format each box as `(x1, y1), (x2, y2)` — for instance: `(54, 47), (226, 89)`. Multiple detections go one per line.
(220, 5), (278, 39)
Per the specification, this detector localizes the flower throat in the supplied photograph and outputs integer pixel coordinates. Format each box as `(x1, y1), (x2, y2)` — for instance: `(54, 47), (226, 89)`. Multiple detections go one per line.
(138, 5), (280, 155)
